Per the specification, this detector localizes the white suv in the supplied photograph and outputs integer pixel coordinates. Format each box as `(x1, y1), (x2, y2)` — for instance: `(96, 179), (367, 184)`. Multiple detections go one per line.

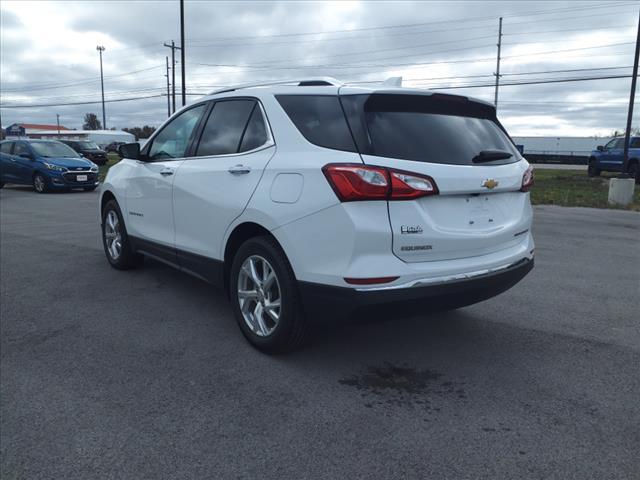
(100, 78), (534, 353)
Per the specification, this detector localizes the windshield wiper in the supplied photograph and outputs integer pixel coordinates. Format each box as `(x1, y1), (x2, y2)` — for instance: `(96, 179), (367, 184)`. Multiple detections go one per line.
(472, 150), (513, 163)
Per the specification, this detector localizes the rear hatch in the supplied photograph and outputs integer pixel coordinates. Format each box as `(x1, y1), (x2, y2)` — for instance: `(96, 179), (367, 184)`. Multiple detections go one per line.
(340, 91), (531, 263)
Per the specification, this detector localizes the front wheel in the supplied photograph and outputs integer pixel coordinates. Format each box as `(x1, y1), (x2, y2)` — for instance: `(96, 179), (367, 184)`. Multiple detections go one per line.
(101, 200), (142, 270)
(33, 173), (48, 193)
(230, 236), (309, 353)
(587, 159), (600, 177)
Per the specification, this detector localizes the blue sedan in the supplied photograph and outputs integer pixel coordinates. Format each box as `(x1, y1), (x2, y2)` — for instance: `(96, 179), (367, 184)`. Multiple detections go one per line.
(0, 139), (100, 193)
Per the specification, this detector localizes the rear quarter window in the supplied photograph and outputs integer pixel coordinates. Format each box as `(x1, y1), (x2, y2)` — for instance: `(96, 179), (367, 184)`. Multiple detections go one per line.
(276, 95), (356, 152)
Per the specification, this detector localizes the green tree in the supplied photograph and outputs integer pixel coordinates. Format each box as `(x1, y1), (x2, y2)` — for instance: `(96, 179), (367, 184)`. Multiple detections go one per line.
(83, 113), (102, 130)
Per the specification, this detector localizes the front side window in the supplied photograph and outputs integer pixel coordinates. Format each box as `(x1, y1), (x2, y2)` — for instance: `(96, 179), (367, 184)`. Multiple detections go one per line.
(0, 142), (13, 154)
(196, 100), (256, 156)
(630, 137), (640, 149)
(605, 138), (622, 150)
(148, 104), (206, 160)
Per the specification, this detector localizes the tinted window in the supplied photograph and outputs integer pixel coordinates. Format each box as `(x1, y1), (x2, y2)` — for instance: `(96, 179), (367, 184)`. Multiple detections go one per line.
(30, 141), (80, 158)
(341, 94), (518, 165)
(631, 138), (640, 148)
(276, 95), (356, 152)
(196, 100), (255, 156)
(148, 104), (206, 160)
(239, 105), (268, 152)
(613, 138), (626, 149)
(0, 142), (12, 154)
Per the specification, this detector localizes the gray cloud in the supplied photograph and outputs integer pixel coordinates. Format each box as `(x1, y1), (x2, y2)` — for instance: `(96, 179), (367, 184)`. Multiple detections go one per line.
(0, 0), (637, 135)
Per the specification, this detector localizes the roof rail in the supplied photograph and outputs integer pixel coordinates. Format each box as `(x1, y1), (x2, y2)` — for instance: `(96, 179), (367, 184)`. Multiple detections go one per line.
(207, 77), (342, 95)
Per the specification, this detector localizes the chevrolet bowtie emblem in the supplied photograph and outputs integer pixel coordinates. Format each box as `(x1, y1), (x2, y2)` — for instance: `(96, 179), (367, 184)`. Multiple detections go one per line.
(482, 179), (499, 189)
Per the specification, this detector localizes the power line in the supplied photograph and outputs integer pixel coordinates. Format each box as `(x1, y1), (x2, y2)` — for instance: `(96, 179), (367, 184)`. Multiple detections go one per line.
(423, 74), (634, 90)
(0, 94), (165, 109)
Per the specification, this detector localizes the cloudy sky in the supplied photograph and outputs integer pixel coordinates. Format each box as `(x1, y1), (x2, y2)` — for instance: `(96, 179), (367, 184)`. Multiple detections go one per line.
(0, 0), (637, 136)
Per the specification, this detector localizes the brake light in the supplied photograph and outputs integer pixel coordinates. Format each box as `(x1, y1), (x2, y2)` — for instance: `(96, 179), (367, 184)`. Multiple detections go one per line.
(322, 164), (438, 202)
(520, 166), (534, 192)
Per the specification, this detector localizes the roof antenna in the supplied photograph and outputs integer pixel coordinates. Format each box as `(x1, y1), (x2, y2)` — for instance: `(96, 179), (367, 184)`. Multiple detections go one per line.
(382, 76), (402, 87)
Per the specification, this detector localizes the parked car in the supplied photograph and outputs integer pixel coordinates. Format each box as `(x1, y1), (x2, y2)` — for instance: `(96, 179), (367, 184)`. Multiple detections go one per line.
(0, 139), (99, 192)
(589, 136), (640, 182)
(99, 79), (534, 353)
(105, 141), (125, 154)
(59, 140), (108, 165)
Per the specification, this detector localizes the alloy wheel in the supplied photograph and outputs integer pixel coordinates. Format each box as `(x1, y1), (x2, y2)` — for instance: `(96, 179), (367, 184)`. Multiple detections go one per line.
(237, 255), (282, 337)
(104, 210), (123, 260)
(34, 175), (45, 192)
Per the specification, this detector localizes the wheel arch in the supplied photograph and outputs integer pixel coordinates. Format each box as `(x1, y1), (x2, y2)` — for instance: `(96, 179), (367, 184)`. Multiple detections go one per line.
(100, 189), (117, 214)
(223, 221), (291, 295)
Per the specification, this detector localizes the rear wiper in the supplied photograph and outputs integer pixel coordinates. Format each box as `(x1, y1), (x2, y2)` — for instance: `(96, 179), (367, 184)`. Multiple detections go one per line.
(472, 150), (513, 163)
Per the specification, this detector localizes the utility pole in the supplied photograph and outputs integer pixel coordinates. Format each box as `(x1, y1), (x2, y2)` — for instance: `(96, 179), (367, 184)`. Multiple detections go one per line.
(96, 45), (106, 129)
(180, 0), (186, 107)
(165, 56), (171, 118)
(56, 114), (60, 134)
(494, 17), (503, 110)
(163, 40), (181, 113)
(622, 10), (640, 177)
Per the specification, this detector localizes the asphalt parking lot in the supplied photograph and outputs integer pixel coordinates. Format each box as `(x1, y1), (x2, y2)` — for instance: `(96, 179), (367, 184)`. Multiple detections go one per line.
(1, 185), (639, 479)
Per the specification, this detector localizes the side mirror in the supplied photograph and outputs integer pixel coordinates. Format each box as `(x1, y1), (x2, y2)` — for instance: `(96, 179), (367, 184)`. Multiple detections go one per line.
(119, 142), (141, 159)
(597, 145), (604, 152)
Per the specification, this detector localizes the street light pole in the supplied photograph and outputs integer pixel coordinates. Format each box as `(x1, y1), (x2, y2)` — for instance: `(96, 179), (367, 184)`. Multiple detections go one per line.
(96, 45), (106, 129)
(622, 10), (640, 177)
(56, 114), (60, 134)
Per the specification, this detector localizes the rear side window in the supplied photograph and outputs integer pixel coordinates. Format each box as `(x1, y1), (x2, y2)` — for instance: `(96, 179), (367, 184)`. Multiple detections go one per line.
(341, 94), (519, 165)
(13, 142), (30, 156)
(196, 100), (255, 156)
(631, 138), (640, 148)
(239, 106), (268, 152)
(0, 142), (12, 154)
(276, 95), (356, 152)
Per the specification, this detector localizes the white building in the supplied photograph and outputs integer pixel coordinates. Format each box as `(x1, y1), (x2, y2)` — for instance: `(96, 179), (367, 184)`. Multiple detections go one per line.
(512, 136), (613, 157)
(27, 129), (135, 148)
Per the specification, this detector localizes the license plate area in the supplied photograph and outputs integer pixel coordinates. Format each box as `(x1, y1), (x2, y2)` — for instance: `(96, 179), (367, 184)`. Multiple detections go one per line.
(466, 195), (496, 228)
(76, 174), (88, 181)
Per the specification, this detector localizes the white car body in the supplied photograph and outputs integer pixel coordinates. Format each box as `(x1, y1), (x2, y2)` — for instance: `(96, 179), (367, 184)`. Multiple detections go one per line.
(100, 78), (534, 350)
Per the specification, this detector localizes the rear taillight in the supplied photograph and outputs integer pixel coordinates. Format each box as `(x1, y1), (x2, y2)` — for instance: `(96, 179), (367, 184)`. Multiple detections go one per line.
(322, 164), (438, 202)
(520, 166), (534, 192)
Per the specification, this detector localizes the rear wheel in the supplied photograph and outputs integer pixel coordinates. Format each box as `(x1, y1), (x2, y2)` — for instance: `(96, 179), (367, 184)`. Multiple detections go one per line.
(101, 200), (142, 270)
(230, 236), (309, 353)
(33, 173), (48, 193)
(587, 159), (600, 177)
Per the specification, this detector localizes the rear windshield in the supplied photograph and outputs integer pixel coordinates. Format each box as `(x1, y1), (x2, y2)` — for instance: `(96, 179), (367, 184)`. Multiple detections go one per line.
(277, 93), (519, 165)
(341, 94), (520, 165)
(30, 142), (80, 158)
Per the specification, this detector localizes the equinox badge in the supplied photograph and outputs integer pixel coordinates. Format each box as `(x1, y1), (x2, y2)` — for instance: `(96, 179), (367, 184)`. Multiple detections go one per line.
(482, 179), (499, 189)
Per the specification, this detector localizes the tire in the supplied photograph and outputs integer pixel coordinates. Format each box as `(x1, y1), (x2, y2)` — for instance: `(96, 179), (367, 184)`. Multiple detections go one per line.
(33, 173), (48, 193)
(628, 161), (640, 185)
(587, 159), (600, 177)
(229, 236), (309, 354)
(84, 186), (97, 192)
(101, 199), (143, 270)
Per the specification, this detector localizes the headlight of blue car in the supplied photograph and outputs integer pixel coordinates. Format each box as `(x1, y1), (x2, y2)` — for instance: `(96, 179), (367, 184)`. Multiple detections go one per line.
(43, 163), (68, 172)
(90, 163), (99, 172)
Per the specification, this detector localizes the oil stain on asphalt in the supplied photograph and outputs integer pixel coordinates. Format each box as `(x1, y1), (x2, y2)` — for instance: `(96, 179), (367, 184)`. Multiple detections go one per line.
(339, 362), (467, 410)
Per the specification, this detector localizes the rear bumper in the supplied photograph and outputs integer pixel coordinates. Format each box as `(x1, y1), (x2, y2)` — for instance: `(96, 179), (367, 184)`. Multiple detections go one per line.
(298, 257), (533, 321)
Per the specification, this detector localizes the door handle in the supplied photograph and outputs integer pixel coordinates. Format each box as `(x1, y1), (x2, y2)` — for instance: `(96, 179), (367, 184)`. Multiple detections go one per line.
(159, 167), (174, 176)
(228, 164), (251, 175)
